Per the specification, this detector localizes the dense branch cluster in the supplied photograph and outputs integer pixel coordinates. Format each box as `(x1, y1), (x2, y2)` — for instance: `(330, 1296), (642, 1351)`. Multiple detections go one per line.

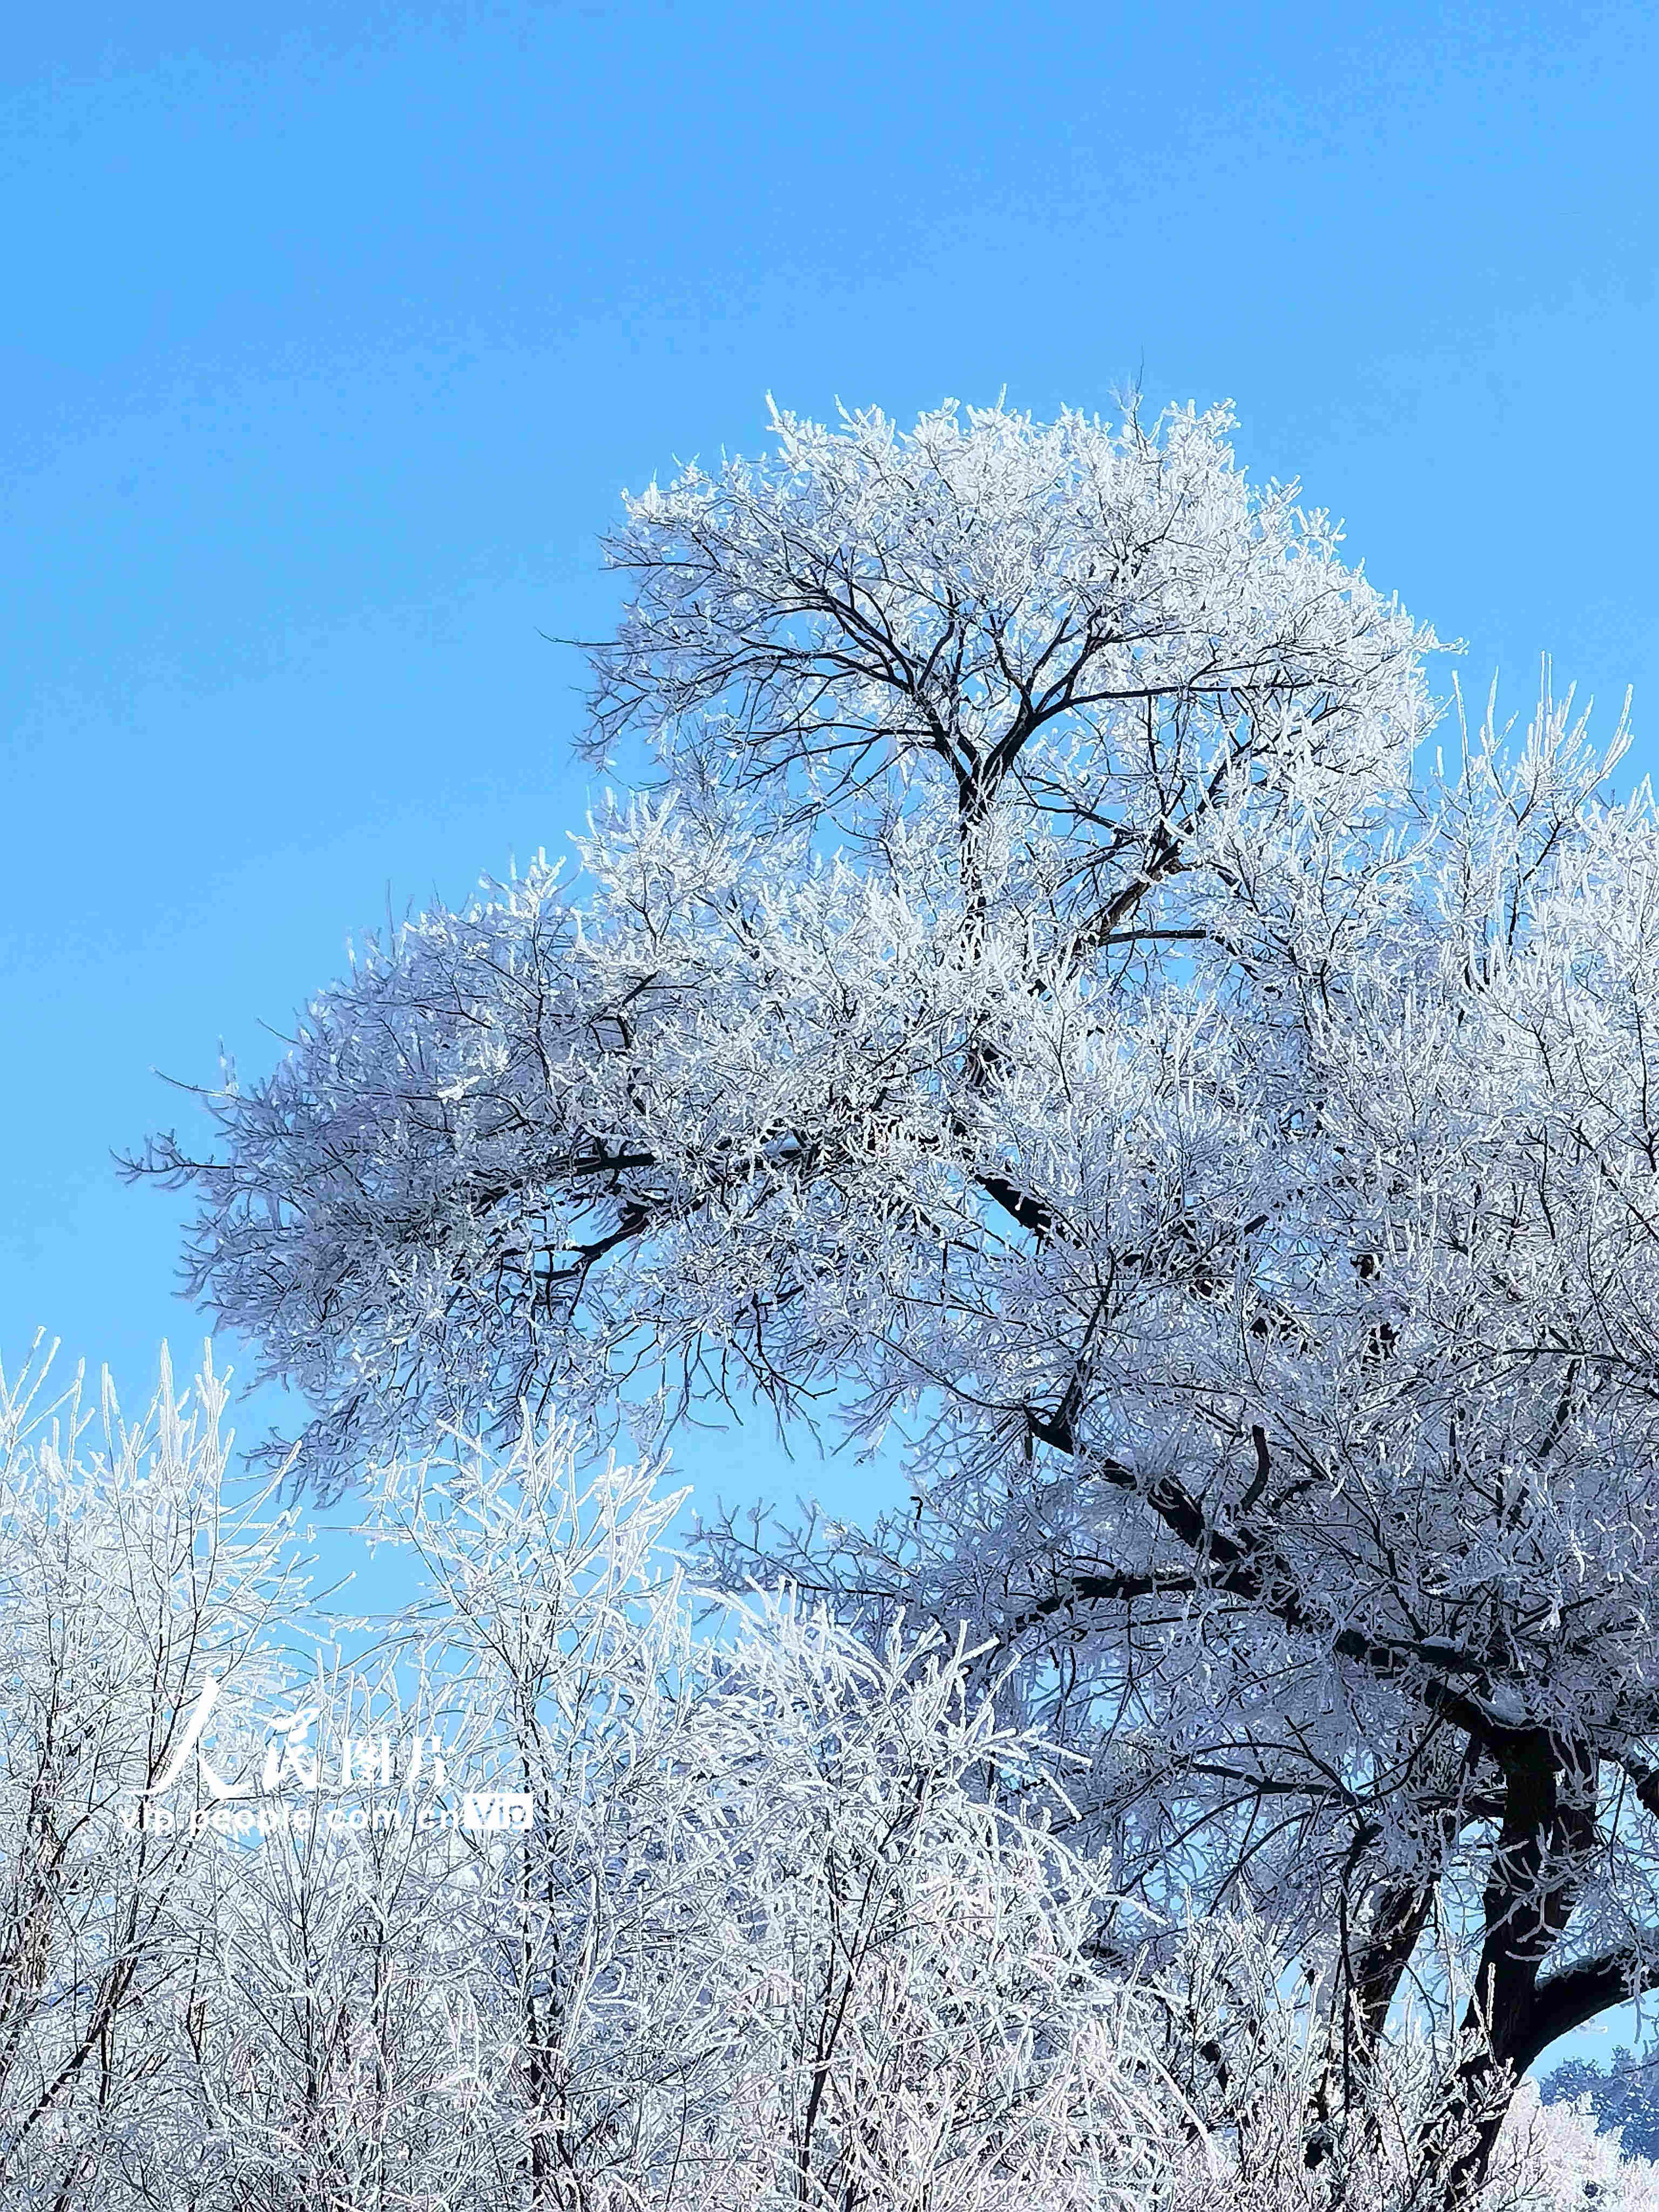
(114, 396), (1659, 2195)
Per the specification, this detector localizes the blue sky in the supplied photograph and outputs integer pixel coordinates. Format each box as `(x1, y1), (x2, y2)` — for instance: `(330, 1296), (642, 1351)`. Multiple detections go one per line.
(3, 0), (1656, 1544)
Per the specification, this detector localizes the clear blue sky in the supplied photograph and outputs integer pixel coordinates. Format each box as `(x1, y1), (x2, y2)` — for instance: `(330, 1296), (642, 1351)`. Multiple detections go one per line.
(3, 0), (1656, 1537)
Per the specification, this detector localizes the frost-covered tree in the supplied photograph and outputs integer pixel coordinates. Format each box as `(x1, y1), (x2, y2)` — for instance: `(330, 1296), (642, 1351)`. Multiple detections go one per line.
(1541, 2048), (1659, 2162)
(132, 397), (1659, 2188)
(316, 1423), (1185, 2211)
(0, 1346), (304, 2207)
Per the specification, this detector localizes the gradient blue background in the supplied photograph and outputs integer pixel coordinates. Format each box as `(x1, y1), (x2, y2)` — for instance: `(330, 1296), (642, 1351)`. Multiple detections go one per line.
(3, 1), (1656, 1665)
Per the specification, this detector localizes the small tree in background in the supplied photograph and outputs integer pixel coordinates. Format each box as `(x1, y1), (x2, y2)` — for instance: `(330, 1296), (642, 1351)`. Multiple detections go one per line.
(0, 1347), (304, 2206)
(1538, 2049), (1659, 2165)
